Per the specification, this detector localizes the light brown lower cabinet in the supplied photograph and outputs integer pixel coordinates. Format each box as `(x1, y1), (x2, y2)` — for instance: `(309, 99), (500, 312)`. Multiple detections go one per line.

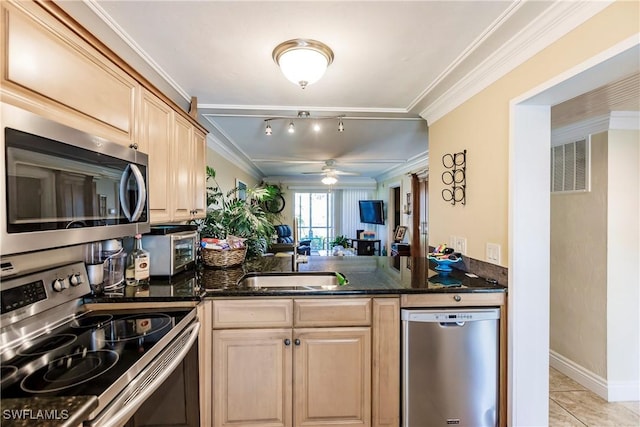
(211, 297), (396, 427)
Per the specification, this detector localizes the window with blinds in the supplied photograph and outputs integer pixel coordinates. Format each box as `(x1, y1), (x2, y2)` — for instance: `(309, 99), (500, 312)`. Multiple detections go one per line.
(551, 137), (590, 193)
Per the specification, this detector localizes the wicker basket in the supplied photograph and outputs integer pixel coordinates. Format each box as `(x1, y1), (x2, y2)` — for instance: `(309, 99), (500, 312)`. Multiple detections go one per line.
(201, 246), (247, 268)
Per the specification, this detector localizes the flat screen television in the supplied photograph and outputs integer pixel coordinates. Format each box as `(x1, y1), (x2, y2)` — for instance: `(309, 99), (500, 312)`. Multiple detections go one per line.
(358, 200), (385, 225)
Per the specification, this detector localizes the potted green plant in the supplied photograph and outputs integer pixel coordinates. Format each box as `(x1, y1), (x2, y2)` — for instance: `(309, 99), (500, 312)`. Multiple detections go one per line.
(193, 167), (275, 259)
(330, 235), (350, 248)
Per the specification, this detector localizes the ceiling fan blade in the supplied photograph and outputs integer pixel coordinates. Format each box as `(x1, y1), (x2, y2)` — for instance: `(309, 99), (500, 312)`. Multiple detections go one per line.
(334, 171), (360, 176)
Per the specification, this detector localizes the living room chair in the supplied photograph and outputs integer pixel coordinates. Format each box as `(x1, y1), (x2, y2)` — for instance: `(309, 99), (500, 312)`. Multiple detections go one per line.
(269, 225), (311, 255)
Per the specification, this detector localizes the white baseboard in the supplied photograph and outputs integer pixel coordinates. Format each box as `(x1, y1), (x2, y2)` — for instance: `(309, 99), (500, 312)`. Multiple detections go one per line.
(550, 350), (640, 402)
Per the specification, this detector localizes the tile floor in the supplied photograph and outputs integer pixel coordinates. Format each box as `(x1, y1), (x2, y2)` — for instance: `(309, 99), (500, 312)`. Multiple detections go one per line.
(549, 367), (640, 426)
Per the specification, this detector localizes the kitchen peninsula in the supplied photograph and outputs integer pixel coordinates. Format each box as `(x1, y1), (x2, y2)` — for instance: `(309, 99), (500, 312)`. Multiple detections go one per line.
(86, 255), (506, 427)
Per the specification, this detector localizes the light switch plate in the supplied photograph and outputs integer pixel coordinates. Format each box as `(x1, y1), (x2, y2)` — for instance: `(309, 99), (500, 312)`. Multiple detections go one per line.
(486, 243), (501, 264)
(454, 237), (467, 254)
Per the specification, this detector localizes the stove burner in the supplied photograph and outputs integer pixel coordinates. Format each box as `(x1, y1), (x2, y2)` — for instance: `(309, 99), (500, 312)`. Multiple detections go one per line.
(70, 314), (113, 329)
(16, 333), (77, 356)
(104, 314), (172, 343)
(20, 350), (119, 393)
(1, 365), (18, 386)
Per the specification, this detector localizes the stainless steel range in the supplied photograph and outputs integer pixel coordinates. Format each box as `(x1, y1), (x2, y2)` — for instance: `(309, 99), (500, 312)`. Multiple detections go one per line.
(0, 261), (200, 426)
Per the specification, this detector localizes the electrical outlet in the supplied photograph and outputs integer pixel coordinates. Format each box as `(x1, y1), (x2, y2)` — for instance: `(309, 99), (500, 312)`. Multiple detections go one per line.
(449, 236), (457, 249)
(486, 243), (501, 264)
(454, 237), (467, 254)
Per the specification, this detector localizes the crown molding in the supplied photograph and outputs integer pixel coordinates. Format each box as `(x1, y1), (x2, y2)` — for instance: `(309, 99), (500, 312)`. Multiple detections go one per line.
(375, 152), (429, 182)
(551, 111), (640, 146)
(551, 114), (609, 146)
(420, 0), (613, 125)
(205, 134), (263, 180)
(609, 111), (640, 130)
(82, 0), (191, 103)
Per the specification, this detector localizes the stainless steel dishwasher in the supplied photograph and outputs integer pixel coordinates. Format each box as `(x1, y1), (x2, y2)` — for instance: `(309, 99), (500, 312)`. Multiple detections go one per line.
(401, 307), (500, 427)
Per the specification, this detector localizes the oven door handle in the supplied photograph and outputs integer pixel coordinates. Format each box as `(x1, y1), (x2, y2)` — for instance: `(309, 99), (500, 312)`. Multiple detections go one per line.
(90, 321), (200, 427)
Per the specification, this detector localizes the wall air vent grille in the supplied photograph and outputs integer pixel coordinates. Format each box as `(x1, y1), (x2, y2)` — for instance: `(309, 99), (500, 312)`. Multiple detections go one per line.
(551, 137), (590, 193)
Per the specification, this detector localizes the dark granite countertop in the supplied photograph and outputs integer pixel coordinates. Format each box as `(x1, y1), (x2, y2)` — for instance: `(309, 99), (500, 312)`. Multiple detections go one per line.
(85, 256), (506, 302)
(202, 255), (506, 297)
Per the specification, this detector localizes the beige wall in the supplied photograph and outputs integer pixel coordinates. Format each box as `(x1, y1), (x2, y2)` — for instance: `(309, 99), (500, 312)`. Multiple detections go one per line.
(550, 133), (608, 377)
(206, 147), (260, 198)
(428, 0), (639, 267)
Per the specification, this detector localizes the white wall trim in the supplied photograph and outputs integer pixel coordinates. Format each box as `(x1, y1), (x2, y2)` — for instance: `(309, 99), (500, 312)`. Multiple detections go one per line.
(509, 103), (551, 426)
(550, 350), (640, 402)
(609, 111), (640, 130)
(551, 111), (640, 145)
(375, 153), (429, 182)
(509, 37), (640, 426)
(551, 114), (610, 146)
(422, 1), (612, 124)
(549, 350), (608, 399)
(83, 0), (191, 103)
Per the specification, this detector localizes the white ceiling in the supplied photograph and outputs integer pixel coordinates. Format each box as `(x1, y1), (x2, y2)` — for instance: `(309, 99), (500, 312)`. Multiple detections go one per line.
(58, 0), (602, 184)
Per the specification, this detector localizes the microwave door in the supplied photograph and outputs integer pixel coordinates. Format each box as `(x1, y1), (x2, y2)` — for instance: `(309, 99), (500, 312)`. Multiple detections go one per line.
(119, 164), (147, 222)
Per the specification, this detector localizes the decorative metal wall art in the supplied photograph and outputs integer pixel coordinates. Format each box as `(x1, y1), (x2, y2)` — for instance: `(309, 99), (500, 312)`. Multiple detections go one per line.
(441, 150), (466, 205)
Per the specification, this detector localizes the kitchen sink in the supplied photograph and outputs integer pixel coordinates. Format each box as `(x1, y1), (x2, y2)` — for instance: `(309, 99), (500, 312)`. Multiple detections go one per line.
(237, 272), (347, 290)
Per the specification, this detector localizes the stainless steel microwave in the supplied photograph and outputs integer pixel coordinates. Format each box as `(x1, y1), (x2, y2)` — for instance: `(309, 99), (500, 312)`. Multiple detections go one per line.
(1, 103), (150, 255)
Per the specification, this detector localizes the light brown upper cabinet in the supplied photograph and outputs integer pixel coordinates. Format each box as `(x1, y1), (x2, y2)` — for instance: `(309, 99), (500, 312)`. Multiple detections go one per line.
(1, 0), (208, 225)
(1, 1), (137, 146)
(172, 115), (206, 222)
(138, 89), (173, 223)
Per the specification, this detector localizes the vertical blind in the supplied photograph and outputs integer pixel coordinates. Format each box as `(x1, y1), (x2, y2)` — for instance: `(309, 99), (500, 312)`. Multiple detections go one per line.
(338, 189), (375, 238)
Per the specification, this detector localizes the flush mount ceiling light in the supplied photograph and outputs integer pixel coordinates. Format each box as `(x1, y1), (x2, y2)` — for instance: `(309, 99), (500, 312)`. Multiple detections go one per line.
(264, 111), (345, 136)
(273, 39), (334, 89)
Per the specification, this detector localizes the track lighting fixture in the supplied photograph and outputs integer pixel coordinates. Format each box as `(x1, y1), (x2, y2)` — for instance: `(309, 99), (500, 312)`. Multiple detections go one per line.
(263, 112), (345, 136)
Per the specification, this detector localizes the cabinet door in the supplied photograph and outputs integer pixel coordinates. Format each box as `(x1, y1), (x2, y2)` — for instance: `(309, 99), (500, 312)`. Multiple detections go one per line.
(138, 89), (173, 223)
(294, 327), (371, 427)
(191, 128), (207, 219)
(213, 329), (293, 427)
(2, 1), (137, 145)
(172, 115), (194, 221)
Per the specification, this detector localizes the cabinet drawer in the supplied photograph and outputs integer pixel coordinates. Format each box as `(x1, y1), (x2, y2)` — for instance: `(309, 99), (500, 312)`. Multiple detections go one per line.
(294, 298), (372, 327)
(212, 299), (293, 328)
(400, 292), (505, 308)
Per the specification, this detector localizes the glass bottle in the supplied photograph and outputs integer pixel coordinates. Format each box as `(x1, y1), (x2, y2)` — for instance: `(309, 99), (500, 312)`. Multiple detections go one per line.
(125, 234), (150, 286)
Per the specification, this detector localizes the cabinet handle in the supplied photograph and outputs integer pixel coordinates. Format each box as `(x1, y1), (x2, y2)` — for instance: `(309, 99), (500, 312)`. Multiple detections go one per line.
(284, 339), (291, 346)
(294, 339), (301, 346)
(453, 295), (462, 302)
(129, 143), (138, 150)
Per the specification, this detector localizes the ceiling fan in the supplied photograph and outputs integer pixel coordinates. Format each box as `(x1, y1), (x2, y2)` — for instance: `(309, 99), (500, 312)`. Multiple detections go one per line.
(301, 160), (359, 185)
(301, 159), (360, 176)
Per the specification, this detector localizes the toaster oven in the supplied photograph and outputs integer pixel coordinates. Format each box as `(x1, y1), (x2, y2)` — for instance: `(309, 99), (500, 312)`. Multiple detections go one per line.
(142, 226), (198, 276)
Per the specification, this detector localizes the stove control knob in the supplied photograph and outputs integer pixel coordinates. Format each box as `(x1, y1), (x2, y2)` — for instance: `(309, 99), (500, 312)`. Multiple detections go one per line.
(69, 274), (83, 286)
(52, 278), (67, 292)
